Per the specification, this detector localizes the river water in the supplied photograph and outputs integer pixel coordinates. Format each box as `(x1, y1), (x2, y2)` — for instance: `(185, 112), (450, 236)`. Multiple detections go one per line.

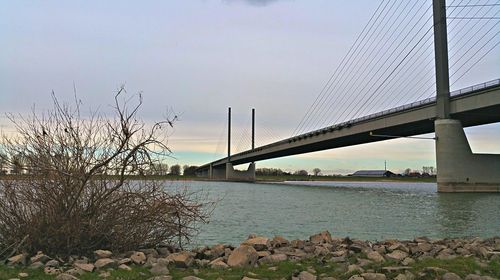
(163, 180), (500, 246)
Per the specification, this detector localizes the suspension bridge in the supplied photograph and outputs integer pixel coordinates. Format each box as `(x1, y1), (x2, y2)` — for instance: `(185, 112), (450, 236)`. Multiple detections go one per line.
(196, 0), (500, 192)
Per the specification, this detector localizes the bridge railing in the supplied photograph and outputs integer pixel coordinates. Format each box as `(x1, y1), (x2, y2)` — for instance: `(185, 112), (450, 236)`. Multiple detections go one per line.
(216, 78), (500, 162)
(290, 78), (500, 141)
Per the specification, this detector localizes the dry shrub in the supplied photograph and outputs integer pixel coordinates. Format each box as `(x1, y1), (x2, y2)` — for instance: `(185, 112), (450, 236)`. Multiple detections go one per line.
(0, 88), (211, 257)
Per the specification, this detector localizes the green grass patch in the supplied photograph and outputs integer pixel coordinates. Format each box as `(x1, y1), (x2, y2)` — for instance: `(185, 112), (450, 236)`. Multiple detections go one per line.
(1, 257), (498, 280)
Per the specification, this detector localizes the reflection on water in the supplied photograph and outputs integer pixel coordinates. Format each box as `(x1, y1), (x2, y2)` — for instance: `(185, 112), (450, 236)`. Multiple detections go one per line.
(163, 180), (500, 246)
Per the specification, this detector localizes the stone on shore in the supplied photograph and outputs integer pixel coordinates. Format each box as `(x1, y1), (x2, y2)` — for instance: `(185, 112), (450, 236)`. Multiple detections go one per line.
(167, 252), (194, 268)
(242, 236), (270, 251)
(131, 251), (147, 265)
(55, 273), (79, 280)
(298, 271), (317, 280)
(361, 273), (387, 280)
(94, 258), (116, 270)
(367, 251), (385, 262)
(271, 235), (290, 247)
(309, 231), (332, 244)
(30, 252), (50, 264)
(259, 253), (287, 264)
(182, 276), (204, 280)
(442, 272), (462, 280)
(74, 262), (94, 272)
(148, 276), (172, 280)
(8, 254), (27, 266)
(94, 250), (112, 259)
(385, 250), (408, 261)
(227, 245), (258, 267)
(209, 258), (229, 269)
(118, 264), (132, 271)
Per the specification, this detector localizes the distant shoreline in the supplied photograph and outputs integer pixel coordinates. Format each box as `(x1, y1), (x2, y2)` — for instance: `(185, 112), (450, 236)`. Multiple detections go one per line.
(0, 174), (436, 183)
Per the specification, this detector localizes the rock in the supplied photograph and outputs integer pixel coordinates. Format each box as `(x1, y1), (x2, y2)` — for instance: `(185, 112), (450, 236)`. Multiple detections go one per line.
(393, 274), (407, 280)
(140, 248), (159, 258)
(271, 235), (290, 247)
(29, 261), (44, 269)
(157, 247), (171, 256)
(242, 236), (270, 251)
(331, 250), (347, 257)
(227, 245), (258, 267)
(291, 239), (305, 249)
(348, 264), (364, 273)
(357, 259), (373, 267)
(310, 231), (332, 244)
(206, 244), (225, 260)
(361, 273), (386, 280)
(182, 277), (204, 280)
(8, 254), (27, 266)
(259, 253), (287, 264)
(45, 259), (60, 267)
(150, 263), (170, 275)
(118, 258), (132, 265)
(385, 250), (408, 261)
(367, 251), (385, 262)
(298, 271), (317, 280)
(94, 250), (113, 259)
(131, 251), (147, 265)
(348, 275), (364, 280)
(44, 266), (62, 275)
(349, 244), (364, 253)
(74, 262), (94, 272)
(167, 252), (194, 268)
(330, 256), (346, 263)
(388, 243), (409, 253)
(401, 257), (415, 266)
(257, 251), (271, 258)
(94, 258), (116, 270)
(442, 272), (462, 280)
(65, 268), (84, 276)
(415, 242), (433, 253)
(30, 252), (51, 264)
(55, 273), (79, 280)
(209, 258), (229, 269)
(17, 273), (28, 278)
(381, 266), (411, 273)
(118, 264), (132, 271)
(148, 276), (173, 280)
(314, 246), (330, 256)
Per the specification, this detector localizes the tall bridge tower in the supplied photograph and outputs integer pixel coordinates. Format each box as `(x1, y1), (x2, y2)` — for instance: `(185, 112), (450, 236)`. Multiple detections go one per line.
(433, 0), (500, 192)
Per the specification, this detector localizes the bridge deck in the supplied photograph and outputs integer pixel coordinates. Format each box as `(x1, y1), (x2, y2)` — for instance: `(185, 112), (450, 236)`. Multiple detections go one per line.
(200, 79), (500, 169)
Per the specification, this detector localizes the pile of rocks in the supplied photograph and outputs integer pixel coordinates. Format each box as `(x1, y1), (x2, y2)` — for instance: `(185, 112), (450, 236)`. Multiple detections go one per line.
(4, 231), (500, 280)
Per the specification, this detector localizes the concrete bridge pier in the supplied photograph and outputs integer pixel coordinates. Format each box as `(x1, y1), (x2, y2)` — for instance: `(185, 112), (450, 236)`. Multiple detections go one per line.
(435, 119), (500, 192)
(225, 162), (256, 182)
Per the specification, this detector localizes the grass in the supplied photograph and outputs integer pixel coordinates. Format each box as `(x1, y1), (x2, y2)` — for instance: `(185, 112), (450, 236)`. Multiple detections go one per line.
(1, 257), (498, 280)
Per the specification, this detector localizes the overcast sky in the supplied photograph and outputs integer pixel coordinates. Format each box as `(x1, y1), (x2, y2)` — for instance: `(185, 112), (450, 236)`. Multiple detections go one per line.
(1, 0), (499, 174)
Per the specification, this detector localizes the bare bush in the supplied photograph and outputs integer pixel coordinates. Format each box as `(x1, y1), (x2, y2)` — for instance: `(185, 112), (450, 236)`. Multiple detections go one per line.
(0, 88), (211, 257)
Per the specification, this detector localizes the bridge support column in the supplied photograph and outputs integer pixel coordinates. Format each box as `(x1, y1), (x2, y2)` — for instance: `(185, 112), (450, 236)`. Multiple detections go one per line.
(226, 162), (256, 182)
(435, 119), (500, 192)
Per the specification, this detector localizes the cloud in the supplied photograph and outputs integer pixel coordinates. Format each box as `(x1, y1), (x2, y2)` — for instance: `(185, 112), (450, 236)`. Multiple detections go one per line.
(223, 0), (287, 7)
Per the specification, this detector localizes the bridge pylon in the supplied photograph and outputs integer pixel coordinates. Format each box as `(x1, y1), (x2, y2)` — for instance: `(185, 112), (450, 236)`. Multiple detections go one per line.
(202, 107), (256, 182)
(435, 119), (500, 192)
(432, 0), (500, 192)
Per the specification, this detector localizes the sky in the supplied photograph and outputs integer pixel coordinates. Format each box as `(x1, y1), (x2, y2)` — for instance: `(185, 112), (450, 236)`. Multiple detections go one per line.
(1, 0), (499, 174)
